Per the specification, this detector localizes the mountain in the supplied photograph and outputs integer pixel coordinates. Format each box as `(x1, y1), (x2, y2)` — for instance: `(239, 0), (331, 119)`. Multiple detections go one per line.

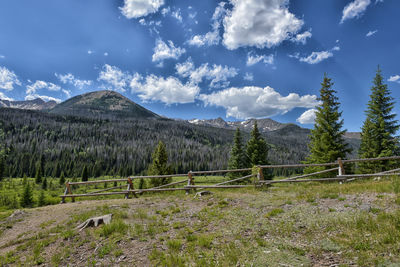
(188, 117), (361, 159)
(0, 98), (57, 110)
(188, 117), (286, 133)
(49, 90), (160, 120)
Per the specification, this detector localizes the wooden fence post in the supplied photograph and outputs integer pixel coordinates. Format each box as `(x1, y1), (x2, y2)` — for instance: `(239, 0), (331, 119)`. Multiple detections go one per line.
(338, 158), (345, 176)
(66, 182), (75, 203)
(257, 167), (264, 182)
(186, 171), (195, 194)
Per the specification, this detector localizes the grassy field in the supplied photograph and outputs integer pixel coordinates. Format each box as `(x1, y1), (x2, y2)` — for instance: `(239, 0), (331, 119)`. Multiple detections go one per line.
(0, 176), (400, 266)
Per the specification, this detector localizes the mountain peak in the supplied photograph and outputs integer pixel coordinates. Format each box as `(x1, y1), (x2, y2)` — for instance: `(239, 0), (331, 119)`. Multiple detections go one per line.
(49, 90), (160, 120)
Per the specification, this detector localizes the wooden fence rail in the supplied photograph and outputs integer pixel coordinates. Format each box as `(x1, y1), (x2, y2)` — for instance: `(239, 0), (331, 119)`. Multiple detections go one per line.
(60, 155), (400, 202)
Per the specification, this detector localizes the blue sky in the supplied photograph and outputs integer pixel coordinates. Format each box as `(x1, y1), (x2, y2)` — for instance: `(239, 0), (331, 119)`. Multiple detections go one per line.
(0, 0), (399, 131)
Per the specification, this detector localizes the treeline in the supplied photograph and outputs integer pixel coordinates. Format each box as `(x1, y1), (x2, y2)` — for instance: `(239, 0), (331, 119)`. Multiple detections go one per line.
(0, 108), (317, 180)
(0, 110), (233, 179)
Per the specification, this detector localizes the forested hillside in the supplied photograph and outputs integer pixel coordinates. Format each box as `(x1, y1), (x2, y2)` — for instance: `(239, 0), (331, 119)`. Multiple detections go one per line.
(0, 107), (360, 179)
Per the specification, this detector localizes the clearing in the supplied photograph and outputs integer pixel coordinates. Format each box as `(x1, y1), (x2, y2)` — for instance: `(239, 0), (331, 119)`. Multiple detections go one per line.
(1, 178), (400, 266)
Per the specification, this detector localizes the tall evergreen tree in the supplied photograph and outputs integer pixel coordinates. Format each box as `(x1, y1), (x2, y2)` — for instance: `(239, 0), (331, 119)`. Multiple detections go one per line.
(359, 67), (399, 173)
(81, 166), (88, 182)
(35, 162), (42, 184)
(246, 122), (271, 179)
(228, 128), (248, 177)
(148, 141), (172, 187)
(59, 171), (65, 186)
(20, 182), (34, 208)
(42, 177), (47, 190)
(304, 74), (351, 175)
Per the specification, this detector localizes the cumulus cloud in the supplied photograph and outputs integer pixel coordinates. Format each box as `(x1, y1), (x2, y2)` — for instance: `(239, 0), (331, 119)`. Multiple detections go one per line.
(0, 92), (13, 101)
(98, 64), (131, 92)
(25, 94), (61, 103)
(292, 30), (312, 45)
(0, 66), (21, 90)
(299, 51), (333, 64)
(130, 73), (200, 104)
(26, 80), (61, 95)
(388, 75), (400, 83)
(340, 0), (371, 23)
(188, 2), (226, 47)
(120, 0), (164, 19)
(246, 53), (274, 66)
(366, 30), (377, 37)
(222, 0), (304, 50)
(152, 39), (186, 63)
(55, 73), (92, 89)
(200, 86), (319, 119)
(296, 108), (317, 124)
(244, 72), (254, 81)
(175, 58), (238, 88)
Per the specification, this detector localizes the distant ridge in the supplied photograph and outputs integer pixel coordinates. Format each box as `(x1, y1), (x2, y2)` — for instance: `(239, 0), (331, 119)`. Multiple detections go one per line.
(0, 98), (57, 110)
(49, 90), (160, 120)
(189, 117), (290, 133)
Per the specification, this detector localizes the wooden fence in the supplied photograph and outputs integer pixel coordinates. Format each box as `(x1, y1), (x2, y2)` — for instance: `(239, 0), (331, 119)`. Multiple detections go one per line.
(60, 155), (400, 203)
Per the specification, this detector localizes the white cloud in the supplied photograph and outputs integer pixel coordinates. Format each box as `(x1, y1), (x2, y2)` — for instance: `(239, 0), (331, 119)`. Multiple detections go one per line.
(120, 0), (164, 19)
(332, 46), (340, 51)
(55, 73), (92, 89)
(26, 80), (61, 95)
(0, 66), (21, 90)
(152, 39), (186, 63)
(0, 55), (5, 59)
(88, 50), (94, 55)
(296, 108), (316, 124)
(98, 64), (131, 92)
(244, 72), (254, 81)
(222, 0), (304, 50)
(175, 58), (195, 77)
(388, 75), (400, 83)
(175, 58), (238, 88)
(340, 0), (371, 23)
(25, 94), (61, 103)
(200, 86), (319, 119)
(0, 92), (13, 101)
(62, 89), (72, 99)
(299, 51), (333, 64)
(366, 30), (377, 37)
(161, 7), (170, 16)
(104, 52), (109, 56)
(246, 53), (274, 66)
(130, 73), (200, 104)
(188, 2), (226, 47)
(292, 30), (312, 45)
(171, 9), (182, 23)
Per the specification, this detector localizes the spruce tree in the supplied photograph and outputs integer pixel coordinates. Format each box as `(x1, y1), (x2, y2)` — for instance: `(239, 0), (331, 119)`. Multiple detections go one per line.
(59, 171), (65, 186)
(148, 141), (172, 187)
(38, 190), (46, 207)
(304, 74), (351, 175)
(81, 166), (88, 182)
(35, 162), (42, 184)
(246, 122), (271, 179)
(42, 177), (47, 190)
(20, 182), (34, 208)
(359, 67), (399, 172)
(228, 128), (248, 177)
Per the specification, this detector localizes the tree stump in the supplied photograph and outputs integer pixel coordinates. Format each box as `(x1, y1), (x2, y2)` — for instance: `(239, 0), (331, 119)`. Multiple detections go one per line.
(76, 214), (112, 231)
